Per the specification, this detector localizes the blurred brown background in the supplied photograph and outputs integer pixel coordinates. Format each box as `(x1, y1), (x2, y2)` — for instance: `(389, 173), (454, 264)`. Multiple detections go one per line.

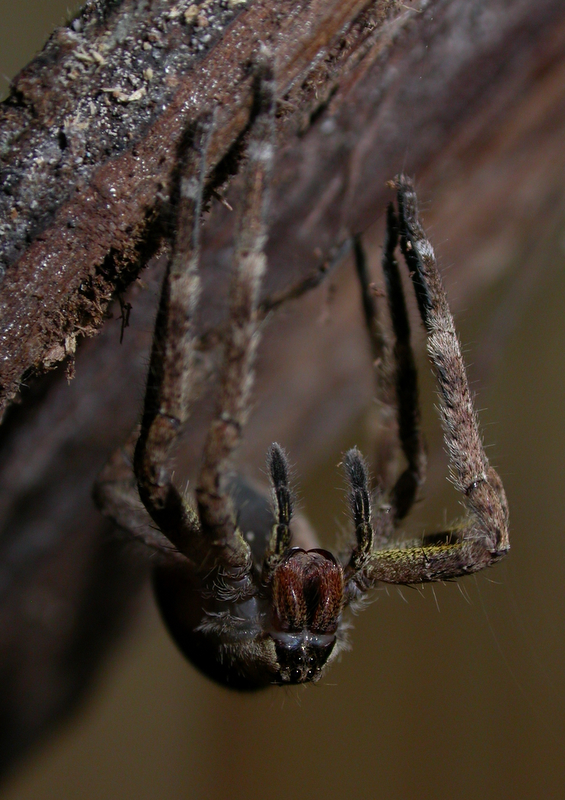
(1, 1), (565, 799)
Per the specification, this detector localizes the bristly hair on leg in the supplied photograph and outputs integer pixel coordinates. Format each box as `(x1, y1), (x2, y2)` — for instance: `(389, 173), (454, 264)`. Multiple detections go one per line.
(267, 442), (293, 527)
(195, 48), (277, 574)
(343, 448), (374, 572)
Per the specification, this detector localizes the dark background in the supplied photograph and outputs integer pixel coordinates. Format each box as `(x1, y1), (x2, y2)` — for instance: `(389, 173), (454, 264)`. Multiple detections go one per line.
(1, 1), (564, 798)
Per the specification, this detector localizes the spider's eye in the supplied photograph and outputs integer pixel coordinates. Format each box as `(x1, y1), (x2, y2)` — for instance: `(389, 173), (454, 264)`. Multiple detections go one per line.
(272, 637), (336, 684)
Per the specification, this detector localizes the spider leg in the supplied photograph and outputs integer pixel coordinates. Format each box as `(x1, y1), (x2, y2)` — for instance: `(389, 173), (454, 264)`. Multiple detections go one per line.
(354, 208), (427, 540)
(195, 55), (276, 575)
(93, 430), (178, 554)
(133, 113), (214, 557)
(396, 175), (508, 512)
(357, 176), (509, 585)
(379, 203), (427, 520)
(353, 234), (394, 499)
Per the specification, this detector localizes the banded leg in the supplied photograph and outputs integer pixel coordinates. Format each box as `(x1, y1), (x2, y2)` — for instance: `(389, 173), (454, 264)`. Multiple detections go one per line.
(195, 56), (276, 575)
(93, 431), (176, 554)
(360, 176), (509, 585)
(133, 114), (214, 558)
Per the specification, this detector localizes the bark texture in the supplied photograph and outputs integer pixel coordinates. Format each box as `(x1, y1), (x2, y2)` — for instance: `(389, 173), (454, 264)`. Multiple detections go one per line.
(1, 0), (565, 777)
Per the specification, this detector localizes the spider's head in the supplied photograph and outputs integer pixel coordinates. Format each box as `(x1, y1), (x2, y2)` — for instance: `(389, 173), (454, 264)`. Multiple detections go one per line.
(269, 548), (344, 684)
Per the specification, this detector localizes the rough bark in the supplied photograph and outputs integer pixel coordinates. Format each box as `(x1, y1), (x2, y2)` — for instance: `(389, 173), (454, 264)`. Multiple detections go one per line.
(1, 0), (565, 778)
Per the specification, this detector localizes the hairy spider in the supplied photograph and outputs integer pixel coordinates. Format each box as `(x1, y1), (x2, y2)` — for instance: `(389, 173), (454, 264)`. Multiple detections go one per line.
(94, 58), (509, 690)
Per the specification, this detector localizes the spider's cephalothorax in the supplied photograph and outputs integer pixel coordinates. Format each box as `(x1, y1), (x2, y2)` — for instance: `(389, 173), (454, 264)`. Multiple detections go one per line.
(94, 55), (509, 690)
(149, 443), (348, 689)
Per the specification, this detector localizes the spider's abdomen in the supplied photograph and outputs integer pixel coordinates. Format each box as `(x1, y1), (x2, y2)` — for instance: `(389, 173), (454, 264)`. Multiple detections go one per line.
(152, 558), (280, 691)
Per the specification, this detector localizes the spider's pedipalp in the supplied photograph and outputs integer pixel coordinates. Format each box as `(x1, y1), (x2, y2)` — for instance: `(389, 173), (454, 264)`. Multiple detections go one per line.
(262, 443), (293, 580)
(267, 442), (293, 527)
(343, 448), (374, 573)
(343, 447), (370, 500)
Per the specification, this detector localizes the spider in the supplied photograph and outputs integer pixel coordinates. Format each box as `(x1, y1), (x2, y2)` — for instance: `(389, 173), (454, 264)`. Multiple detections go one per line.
(94, 57), (509, 690)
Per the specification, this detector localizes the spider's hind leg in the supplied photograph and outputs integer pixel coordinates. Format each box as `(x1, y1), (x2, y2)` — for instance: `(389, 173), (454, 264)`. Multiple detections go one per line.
(356, 176), (509, 586)
(395, 174), (509, 546)
(353, 204), (427, 544)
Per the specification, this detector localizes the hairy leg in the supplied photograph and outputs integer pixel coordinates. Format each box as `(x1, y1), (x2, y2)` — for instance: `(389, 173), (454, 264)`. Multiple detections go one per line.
(353, 208), (426, 545)
(352, 234), (397, 500)
(359, 176), (509, 585)
(261, 443), (293, 580)
(343, 447), (375, 577)
(94, 430), (176, 554)
(133, 114), (214, 558)
(379, 203), (427, 521)
(195, 55), (276, 575)
(397, 175), (499, 503)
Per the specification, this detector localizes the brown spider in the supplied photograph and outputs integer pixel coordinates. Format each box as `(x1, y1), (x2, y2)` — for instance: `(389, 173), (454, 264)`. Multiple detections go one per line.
(94, 57), (509, 690)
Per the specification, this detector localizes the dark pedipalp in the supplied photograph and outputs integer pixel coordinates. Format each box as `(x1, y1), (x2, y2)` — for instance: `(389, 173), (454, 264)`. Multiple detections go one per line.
(343, 448), (374, 568)
(267, 442), (293, 525)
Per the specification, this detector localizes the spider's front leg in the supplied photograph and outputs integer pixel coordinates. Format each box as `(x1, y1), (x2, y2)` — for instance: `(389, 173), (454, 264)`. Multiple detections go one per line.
(350, 176), (509, 588)
(94, 115), (216, 558)
(194, 64), (275, 578)
(132, 113), (214, 562)
(149, 57), (288, 690)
